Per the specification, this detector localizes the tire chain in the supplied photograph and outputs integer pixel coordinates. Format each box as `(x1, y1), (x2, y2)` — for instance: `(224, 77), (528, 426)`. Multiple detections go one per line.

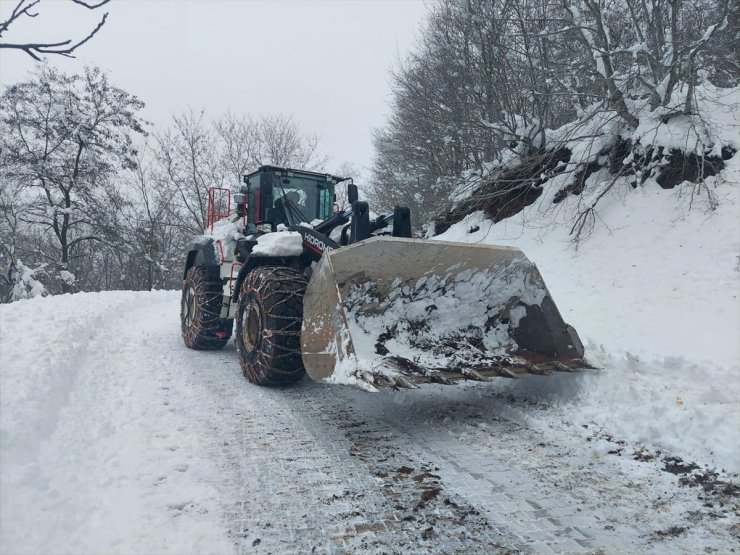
(182, 265), (232, 350)
(237, 266), (307, 385)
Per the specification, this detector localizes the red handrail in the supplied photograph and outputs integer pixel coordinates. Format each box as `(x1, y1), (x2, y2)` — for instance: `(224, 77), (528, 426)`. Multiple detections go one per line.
(206, 187), (232, 231)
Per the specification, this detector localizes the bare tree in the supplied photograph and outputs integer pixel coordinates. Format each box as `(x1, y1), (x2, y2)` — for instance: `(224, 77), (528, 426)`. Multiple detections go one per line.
(0, 0), (110, 60)
(0, 176), (27, 300)
(118, 148), (183, 291)
(154, 110), (224, 234)
(253, 114), (327, 170)
(154, 110), (327, 234)
(214, 112), (259, 186)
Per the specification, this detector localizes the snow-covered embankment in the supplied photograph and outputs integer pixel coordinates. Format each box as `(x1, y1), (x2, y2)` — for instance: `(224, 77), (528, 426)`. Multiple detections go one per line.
(436, 150), (740, 473)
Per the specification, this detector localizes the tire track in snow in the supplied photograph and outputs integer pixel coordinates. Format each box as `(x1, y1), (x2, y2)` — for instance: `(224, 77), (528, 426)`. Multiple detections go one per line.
(115, 292), (738, 555)
(191, 351), (512, 553)
(326, 384), (739, 554)
(281, 384), (517, 554)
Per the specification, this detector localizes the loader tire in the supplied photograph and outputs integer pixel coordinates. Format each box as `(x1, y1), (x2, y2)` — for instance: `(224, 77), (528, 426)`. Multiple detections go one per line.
(181, 265), (232, 350)
(235, 266), (307, 386)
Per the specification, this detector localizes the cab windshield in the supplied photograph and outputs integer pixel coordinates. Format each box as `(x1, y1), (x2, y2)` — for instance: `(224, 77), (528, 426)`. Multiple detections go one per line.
(272, 175), (334, 224)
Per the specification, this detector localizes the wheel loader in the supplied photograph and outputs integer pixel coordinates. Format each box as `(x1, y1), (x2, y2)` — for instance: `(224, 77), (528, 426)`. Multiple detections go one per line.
(180, 165), (585, 391)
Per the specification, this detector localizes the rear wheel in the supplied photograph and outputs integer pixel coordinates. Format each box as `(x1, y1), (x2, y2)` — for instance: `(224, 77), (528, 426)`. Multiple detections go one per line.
(235, 266), (307, 386)
(181, 265), (232, 350)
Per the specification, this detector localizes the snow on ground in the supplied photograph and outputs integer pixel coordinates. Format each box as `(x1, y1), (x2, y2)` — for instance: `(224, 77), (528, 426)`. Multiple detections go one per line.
(435, 155), (740, 473)
(0, 292), (233, 555)
(1, 289), (738, 554)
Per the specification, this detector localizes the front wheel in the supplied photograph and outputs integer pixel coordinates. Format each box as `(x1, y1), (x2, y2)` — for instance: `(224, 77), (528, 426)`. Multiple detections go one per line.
(181, 265), (232, 350)
(235, 266), (307, 386)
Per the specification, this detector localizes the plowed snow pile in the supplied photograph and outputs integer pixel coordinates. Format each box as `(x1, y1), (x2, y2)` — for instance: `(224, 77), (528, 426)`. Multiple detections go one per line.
(343, 257), (547, 368)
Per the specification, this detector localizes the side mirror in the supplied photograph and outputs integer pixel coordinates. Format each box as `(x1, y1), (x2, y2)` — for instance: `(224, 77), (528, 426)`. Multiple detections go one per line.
(348, 183), (359, 204)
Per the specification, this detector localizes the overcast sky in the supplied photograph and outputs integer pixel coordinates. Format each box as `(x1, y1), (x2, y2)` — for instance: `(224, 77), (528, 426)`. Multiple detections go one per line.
(0, 0), (428, 177)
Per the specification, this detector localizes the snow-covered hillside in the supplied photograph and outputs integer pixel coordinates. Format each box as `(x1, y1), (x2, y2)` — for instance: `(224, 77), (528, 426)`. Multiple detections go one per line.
(437, 154), (740, 473)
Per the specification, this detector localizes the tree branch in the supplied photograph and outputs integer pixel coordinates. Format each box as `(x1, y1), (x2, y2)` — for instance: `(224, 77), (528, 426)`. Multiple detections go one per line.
(0, 1), (108, 60)
(0, 0), (40, 37)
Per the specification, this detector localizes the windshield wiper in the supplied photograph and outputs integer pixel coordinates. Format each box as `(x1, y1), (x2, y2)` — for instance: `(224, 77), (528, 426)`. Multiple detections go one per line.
(276, 182), (309, 225)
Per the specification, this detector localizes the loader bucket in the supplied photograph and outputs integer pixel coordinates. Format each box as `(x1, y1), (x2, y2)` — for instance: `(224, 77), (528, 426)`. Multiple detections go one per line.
(301, 236), (585, 390)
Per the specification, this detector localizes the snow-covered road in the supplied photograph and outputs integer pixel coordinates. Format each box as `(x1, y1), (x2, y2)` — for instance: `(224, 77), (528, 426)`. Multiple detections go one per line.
(1, 290), (738, 554)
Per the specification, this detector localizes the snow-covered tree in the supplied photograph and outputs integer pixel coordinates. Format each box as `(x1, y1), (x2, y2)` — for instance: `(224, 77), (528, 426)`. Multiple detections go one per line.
(0, 64), (147, 293)
(371, 0), (737, 229)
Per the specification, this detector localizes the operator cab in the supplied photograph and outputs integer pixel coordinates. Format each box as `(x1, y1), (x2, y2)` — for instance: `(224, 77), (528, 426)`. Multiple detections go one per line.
(243, 166), (348, 231)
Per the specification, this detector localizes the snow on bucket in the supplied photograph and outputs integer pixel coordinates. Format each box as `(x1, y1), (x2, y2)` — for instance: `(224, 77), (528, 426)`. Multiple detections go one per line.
(301, 237), (584, 390)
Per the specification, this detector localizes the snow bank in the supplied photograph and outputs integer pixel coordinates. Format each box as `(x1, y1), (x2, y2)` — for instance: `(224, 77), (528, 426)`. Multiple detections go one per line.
(435, 155), (740, 472)
(444, 84), (739, 218)
(628, 83), (739, 157)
